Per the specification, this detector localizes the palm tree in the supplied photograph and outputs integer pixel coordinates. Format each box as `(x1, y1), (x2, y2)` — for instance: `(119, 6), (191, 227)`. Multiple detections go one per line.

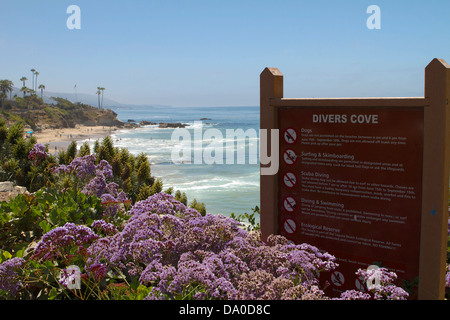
(38, 84), (46, 99)
(99, 87), (105, 109)
(0, 80), (14, 97)
(30, 69), (36, 91)
(20, 86), (28, 98)
(0, 80), (13, 111)
(8, 80), (14, 99)
(34, 71), (39, 93)
(96, 87), (102, 109)
(20, 76), (28, 88)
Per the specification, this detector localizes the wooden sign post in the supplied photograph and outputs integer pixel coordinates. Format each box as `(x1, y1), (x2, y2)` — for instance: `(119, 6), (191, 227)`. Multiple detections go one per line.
(260, 58), (450, 300)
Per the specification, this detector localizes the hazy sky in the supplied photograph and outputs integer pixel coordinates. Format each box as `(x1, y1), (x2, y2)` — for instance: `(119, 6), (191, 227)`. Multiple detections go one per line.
(1, 0), (449, 107)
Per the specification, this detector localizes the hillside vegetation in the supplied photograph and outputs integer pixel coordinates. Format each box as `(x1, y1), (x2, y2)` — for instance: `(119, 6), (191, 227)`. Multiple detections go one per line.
(0, 95), (123, 131)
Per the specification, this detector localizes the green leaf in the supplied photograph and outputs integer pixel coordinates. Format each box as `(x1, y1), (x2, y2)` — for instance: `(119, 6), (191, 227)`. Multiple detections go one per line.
(39, 220), (52, 233)
(48, 287), (59, 300)
(130, 276), (140, 291)
(14, 247), (25, 258)
(86, 218), (94, 227)
(0, 250), (12, 263)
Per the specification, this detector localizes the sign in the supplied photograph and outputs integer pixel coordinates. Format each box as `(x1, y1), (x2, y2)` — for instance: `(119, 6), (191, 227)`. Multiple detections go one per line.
(260, 59), (450, 300)
(278, 107), (423, 297)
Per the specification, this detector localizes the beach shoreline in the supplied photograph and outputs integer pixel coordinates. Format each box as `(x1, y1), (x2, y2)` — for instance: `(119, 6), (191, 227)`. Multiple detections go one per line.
(33, 125), (120, 154)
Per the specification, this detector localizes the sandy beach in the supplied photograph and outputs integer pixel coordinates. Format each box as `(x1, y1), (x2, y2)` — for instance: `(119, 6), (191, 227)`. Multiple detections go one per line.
(33, 125), (120, 154)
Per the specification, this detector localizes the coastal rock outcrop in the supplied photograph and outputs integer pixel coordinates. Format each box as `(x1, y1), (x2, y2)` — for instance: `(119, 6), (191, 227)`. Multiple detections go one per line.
(158, 122), (188, 128)
(140, 120), (157, 126)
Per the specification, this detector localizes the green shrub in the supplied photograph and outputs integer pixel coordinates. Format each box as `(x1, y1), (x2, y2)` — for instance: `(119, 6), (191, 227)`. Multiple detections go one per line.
(0, 187), (104, 255)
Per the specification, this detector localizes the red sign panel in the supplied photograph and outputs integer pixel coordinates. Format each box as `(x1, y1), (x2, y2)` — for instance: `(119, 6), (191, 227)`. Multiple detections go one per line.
(278, 107), (424, 298)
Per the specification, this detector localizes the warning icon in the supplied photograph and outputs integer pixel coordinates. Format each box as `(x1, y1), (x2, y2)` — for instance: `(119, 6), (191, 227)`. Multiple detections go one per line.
(283, 219), (297, 234)
(283, 196), (297, 213)
(284, 128), (297, 144)
(331, 271), (345, 287)
(283, 149), (297, 165)
(283, 172), (297, 188)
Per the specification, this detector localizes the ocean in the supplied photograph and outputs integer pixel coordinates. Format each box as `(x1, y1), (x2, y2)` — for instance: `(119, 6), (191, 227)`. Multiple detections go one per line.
(102, 105), (260, 218)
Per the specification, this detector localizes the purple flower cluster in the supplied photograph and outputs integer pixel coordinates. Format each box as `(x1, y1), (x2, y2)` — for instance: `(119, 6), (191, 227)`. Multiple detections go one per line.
(101, 182), (128, 203)
(96, 160), (113, 179)
(337, 267), (409, 300)
(51, 155), (96, 178)
(50, 155), (115, 199)
(85, 192), (338, 300)
(32, 223), (99, 261)
(88, 263), (108, 282)
(81, 162), (115, 199)
(0, 257), (25, 297)
(91, 220), (119, 236)
(28, 143), (48, 162)
(129, 192), (188, 216)
(98, 182), (130, 219)
(51, 155), (113, 182)
(82, 172), (108, 197)
(51, 155), (128, 221)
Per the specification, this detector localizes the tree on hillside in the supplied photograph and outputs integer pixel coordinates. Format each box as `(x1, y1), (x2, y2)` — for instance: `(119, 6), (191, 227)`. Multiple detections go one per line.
(34, 71), (39, 93)
(100, 87), (105, 109)
(20, 86), (28, 98)
(8, 81), (14, 99)
(0, 92), (6, 112)
(20, 77), (28, 88)
(0, 80), (14, 111)
(30, 69), (36, 91)
(96, 87), (102, 109)
(38, 84), (45, 99)
(19, 87), (34, 109)
(96, 86), (105, 109)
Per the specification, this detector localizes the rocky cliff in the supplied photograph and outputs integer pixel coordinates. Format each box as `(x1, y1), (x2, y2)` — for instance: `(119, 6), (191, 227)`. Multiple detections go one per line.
(1, 96), (125, 130)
